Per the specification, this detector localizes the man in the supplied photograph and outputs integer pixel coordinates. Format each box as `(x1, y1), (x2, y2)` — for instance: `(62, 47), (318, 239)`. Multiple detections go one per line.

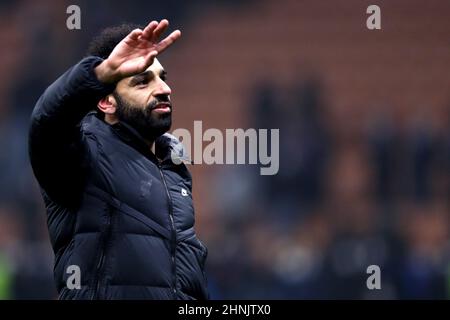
(28, 20), (209, 300)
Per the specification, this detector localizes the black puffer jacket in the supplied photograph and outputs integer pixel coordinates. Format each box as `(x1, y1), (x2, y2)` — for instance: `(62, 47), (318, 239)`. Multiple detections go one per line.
(28, 56), (209, 300)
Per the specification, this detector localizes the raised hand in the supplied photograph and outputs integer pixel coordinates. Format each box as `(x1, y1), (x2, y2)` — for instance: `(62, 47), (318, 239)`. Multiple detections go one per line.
(95, 19), (181, 83)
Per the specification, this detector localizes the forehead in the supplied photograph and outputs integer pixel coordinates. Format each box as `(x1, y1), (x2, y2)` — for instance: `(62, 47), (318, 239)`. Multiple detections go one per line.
(117, 58), (164, 87)
(145, 58), (164, 73)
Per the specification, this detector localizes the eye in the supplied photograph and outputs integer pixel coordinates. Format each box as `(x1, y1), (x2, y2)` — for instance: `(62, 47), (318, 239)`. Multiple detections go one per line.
(136, 78), (149, 86)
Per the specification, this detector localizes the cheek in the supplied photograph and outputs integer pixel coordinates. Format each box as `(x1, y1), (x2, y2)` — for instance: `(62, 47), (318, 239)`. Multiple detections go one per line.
(117, 83), (156, 107)
(134, 89), (156, 106)
(121, 92), (148, 108)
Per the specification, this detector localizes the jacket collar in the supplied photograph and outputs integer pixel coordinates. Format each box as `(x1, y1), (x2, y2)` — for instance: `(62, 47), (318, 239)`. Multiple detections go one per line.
(109, 118), (160, 165)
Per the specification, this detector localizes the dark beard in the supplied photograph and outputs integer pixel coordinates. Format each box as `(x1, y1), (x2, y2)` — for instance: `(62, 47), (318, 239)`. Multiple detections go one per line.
(113, 92), (172, 142)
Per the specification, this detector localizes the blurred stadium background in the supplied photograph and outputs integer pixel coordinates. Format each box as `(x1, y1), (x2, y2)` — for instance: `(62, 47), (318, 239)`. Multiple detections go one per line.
(0, 0), (449, 299)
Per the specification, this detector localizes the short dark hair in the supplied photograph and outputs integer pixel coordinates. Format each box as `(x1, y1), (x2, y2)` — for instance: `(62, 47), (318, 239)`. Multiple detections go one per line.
(87, 23), (143, 59)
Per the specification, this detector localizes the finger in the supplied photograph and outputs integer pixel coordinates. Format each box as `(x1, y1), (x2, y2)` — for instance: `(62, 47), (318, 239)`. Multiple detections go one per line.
(128, 28), (143, 41)
(152, 19), (169, 42)
(141, 50), (158, 68)
(141, 21), (158, 40)
(155, 30), (181, 54)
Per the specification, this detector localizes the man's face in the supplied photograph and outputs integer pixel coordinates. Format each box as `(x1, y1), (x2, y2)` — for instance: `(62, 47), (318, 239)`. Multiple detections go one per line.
(112, 58), (173, 141)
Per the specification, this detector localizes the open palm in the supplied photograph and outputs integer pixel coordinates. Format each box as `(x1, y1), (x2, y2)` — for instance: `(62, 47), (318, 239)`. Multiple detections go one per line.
(103, 20), (181, 81)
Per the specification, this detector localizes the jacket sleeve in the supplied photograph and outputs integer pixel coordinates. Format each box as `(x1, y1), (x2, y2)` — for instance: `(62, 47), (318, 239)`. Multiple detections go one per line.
(28, 56), (115, 207)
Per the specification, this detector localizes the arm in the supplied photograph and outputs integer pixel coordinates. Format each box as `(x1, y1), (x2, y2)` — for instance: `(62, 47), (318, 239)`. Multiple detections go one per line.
(29, 19), (181, 206)
(28, 56), (115, 206)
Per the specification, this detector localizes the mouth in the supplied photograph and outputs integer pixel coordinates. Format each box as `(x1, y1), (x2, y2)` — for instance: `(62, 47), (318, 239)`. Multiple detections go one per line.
(151, 103), (172, 114)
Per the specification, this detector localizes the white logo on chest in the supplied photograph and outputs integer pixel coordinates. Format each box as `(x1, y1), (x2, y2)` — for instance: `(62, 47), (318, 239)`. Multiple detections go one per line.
(181, 188), (188, 197)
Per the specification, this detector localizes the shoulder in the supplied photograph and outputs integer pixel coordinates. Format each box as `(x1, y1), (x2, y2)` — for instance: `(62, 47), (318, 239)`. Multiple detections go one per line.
(80, 111), (107, 134)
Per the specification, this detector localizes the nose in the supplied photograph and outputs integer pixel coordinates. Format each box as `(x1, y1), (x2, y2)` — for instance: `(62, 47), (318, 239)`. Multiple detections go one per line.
(154, 78), (171, 96)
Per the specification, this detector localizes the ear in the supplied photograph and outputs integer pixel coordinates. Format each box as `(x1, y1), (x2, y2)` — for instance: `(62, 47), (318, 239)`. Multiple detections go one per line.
(97, 94), (117, 115)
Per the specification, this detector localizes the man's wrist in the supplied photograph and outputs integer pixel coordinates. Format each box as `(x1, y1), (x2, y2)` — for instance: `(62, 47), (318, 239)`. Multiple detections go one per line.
(94, 59), (118, 84)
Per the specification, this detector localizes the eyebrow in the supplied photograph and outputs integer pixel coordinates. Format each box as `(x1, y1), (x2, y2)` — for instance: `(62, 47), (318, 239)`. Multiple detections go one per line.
(129, 69), (167, 86)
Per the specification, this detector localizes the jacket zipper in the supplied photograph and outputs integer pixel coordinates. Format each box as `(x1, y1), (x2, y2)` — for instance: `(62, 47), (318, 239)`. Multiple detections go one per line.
(158, 164), (178, 299)
(91, 205), (114, 300)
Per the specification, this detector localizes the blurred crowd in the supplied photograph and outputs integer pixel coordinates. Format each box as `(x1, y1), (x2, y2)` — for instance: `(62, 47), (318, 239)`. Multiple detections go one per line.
(0, 0), (449, 299)
(207, 78), (450, 299)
